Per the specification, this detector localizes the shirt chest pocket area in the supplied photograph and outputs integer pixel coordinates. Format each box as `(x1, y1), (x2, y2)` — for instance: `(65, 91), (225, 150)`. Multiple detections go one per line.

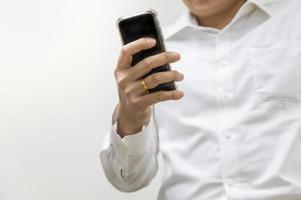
(249, 42), (301, 103)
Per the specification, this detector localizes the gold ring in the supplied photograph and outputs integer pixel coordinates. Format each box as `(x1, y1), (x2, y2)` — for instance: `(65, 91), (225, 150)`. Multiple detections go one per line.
(141, 79), (148, 91)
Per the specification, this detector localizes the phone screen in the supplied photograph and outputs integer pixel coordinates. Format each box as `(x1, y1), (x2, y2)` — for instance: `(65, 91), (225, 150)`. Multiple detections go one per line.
(118, 13), (163, 66)
(118, 11), (175, 92)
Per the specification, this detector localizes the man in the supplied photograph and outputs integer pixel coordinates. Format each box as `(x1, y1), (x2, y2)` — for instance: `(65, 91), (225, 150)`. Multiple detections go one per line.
(100, 0), (301, 199)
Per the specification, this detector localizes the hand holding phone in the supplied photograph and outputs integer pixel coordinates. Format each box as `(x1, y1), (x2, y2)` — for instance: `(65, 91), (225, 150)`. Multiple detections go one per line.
(113, 10), (184, 137)
(117, 9), (178, 93)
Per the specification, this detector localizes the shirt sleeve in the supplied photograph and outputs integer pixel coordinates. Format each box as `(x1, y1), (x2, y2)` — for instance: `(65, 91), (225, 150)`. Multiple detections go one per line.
(99, 105), (159, 192)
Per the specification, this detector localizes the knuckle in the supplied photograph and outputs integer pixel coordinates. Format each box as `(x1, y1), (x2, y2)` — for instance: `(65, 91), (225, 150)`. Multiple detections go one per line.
(156, 92), (165, 102)
(114, 69), (119, 79)
(120, 46), (129, 57)
(124, 84), (136, 99)
(151, 74), (160, 84)
(117, 77), (128, 91)
(130, 98), (142, 109)
(114, 69), (118, 78)
(124, 87), (131, 97)
(143, 58), (152, 68)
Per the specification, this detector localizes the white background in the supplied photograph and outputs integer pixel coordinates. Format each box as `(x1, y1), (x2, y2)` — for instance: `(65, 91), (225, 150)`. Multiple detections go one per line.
(0, 0), (185, 199)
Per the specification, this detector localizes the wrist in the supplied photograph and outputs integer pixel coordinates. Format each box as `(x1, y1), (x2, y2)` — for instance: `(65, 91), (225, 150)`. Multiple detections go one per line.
(116, 116), (143, 138)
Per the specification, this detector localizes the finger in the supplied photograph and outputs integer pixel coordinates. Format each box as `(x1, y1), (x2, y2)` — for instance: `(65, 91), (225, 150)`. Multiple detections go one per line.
(117, 38), (156, 70)
(143, 70), (184, 90)
(136, 90), (184, 108)
(129, 51), (181, 81)
(125, 70), (184, 96)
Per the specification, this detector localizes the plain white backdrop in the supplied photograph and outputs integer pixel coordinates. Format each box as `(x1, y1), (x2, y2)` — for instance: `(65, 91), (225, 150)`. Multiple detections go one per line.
(0, 0), (186, 199)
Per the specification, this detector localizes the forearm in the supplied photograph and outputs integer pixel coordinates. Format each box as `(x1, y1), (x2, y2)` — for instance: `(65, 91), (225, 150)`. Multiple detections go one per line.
(100, 106), (158, 192)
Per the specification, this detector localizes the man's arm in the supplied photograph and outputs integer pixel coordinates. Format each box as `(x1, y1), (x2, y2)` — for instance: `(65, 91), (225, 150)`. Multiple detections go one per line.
(99, 105), (159, 192)
(100, 37), (183, 192)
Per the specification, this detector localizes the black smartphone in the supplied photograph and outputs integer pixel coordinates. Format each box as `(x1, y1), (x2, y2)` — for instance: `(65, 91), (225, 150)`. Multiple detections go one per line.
(117, 9), (176, 93)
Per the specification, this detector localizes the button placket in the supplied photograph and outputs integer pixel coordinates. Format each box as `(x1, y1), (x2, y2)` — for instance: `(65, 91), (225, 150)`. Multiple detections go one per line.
(220, 91), (233, 101)
(215, 35), (240, 186)
(225, 178), (235, 187)
(223, 131), (233, 140)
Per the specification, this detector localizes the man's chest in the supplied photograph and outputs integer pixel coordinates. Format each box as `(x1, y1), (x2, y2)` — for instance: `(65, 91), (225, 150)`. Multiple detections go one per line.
(162, 17), (301, 115)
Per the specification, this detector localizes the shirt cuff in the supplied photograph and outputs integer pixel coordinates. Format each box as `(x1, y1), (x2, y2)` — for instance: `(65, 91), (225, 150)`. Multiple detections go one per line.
(110, 115), (155, 157)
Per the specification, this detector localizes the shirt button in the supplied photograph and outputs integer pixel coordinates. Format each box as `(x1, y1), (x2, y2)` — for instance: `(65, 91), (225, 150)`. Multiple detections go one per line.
(220, 59), (230, 68)
(223, 131), (232, 140)
(225, 179), (235, 187)
(225, 135), (232, 140)
(221, 92), (232, 100)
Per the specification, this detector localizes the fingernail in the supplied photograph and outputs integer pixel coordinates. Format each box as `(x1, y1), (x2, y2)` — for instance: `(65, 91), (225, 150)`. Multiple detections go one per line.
(147, 38), (156, 45)
(180, 73), (184, 80)
(179, 91), (184, 98)
(173, 52), (181, 59)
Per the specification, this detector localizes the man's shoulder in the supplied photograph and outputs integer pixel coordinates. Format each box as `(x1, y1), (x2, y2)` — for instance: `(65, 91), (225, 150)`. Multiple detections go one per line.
(162, 12), (189, 41)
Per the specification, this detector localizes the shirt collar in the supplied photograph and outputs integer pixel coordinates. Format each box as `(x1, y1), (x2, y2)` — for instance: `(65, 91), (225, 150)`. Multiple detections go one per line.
(250, 0), (279, 16)
(163, 0), (279, 40)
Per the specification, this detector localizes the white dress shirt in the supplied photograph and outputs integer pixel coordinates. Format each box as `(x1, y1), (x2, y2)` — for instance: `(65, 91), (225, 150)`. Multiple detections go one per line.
(100, 0), (301, 199)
